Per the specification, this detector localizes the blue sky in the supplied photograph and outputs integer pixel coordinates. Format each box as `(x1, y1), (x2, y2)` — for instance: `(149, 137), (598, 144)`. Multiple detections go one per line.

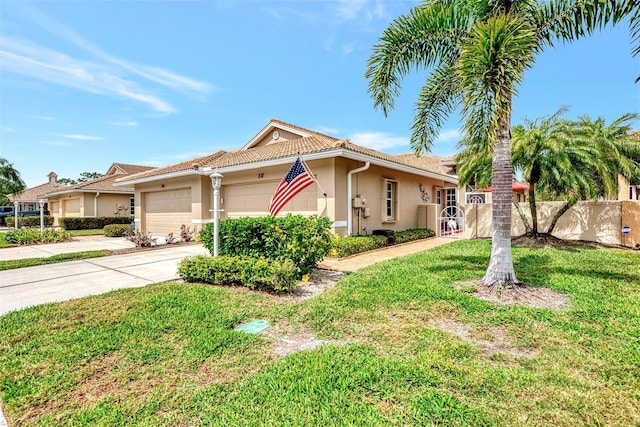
(1, 0), (639, 187)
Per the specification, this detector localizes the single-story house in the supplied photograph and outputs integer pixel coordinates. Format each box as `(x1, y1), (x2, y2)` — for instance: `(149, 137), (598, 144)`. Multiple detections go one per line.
(116, 119), (462, 236)
(8, 172), (67, 213)
(44, 163), (156, 226)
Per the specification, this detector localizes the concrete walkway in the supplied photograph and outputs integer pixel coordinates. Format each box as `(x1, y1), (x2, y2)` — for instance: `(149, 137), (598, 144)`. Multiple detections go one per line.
(0, 235), (136, 261)
(0, 243), (209, 316)
(319, 237), (459, 272)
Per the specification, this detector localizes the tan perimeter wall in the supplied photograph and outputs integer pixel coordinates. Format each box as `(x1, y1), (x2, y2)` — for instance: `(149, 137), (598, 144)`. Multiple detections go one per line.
(465, 201), (639, 247)
(621, 201), (640, 248)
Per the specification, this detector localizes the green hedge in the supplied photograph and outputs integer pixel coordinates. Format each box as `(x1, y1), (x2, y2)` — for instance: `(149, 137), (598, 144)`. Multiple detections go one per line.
(200, 215), (332, 275)
(329, 235), (387, 258)
(103, 224), (132, 237)
(328, 228), (436, 258)
(395, 228), (436, 244)
(5, 216), (54, 228)
(4, 229), (72, 245)
(178, 255), (298, 292)
(60, 217), (132, 230)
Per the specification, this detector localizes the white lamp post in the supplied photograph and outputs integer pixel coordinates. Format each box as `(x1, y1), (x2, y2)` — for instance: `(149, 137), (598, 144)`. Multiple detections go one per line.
(38, 199), (45, 232)
(38, 199), (44, 232)
(13, 200), (18, 229)
(210, 171), (223, 257)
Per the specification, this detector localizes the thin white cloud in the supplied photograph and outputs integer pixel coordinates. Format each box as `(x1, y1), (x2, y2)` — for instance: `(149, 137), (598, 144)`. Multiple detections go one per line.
(0, 37), (177, 114)
(109, 120), (139, 127)
(342, 41), (358, 55)
(24, 6), (214, 98)
(315, 125), (340, 135)
(349, 131), (409, 151)
(0, 6), (213, 115)
(60, 134), (104, 141)
(37, 116), (54, 121)
(436, 129), (463, 143)
(0, 126), (17, 132)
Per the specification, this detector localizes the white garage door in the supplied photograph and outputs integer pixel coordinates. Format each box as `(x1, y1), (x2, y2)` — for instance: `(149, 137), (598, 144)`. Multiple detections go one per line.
(144, 188), (192, 235)
(224, 181), (317, 218)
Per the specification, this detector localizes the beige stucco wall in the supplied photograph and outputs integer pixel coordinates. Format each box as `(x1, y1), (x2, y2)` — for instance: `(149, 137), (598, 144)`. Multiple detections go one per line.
(219, 158), (336, 222)
(134, 175), (208, 235)
(47, 192), (133, 226)
(132, 158), (456, 237)
(337, 159), (450, 235)
(621, 201), (640, 247)
(465, 201), (638, 247)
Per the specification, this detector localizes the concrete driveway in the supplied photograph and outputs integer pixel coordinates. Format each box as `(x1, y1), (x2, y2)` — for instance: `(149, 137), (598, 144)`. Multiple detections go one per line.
(0, 243), (209, 316)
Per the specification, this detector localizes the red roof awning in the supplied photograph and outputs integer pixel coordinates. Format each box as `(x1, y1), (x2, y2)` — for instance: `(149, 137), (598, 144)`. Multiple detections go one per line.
(479, 182), (529, 192)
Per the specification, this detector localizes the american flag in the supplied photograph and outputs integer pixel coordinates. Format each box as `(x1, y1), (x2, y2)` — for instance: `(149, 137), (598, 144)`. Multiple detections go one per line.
(268, 158), (315, 216)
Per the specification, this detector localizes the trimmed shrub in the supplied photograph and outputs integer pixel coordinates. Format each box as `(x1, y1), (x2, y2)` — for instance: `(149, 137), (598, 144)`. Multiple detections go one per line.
(395, 228), (435, 244)
(199, 215), (332, 275)
(104, 224), (132, 237)
(4, 229), (72, 245)
(178, 255), (298, 292)
(329, 234), (387, 258)
(5, 216), (54, 228)
(328, 228), (436, 258)
(60, 217), (132, 230)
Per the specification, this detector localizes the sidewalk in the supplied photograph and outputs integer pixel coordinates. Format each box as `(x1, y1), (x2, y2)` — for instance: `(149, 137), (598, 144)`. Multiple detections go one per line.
(0, 235), (136, 261)
(0, 243), (209, 316)
(318, 237), (458, 272)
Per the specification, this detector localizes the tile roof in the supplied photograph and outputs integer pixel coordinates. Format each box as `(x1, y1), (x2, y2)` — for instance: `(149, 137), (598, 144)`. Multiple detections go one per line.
(118, 120), (458, 183)
(8, 182), (69, 202)
(115, 151), (226, 182)
(393, 153), (457, 175)
(46, 163), (156, 195)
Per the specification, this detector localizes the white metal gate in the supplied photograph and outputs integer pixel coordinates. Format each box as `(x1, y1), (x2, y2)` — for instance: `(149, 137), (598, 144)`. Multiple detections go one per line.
(439, 205), (465, 237)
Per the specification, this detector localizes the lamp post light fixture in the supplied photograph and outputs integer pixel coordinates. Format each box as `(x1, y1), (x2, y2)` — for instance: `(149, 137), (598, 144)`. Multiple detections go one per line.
(13, 200), (19, 229)
(210, 171), (223, 257)
(38, 199), (45, 232)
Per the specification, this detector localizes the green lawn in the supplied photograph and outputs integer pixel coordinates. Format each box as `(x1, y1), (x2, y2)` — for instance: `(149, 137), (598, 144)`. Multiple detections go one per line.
(0, 250), (111, 271)
(67, 229), (105, 236)
(1, 240), (638, 426)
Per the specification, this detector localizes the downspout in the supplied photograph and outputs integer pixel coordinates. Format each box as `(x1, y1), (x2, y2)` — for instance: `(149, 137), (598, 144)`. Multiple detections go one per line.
(347, 161), (370, 235)
(93, 192), (100, 217)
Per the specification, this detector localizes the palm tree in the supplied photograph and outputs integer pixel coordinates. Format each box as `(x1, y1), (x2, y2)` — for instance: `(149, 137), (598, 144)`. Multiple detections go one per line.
(570, 113), (640, 198)
(0, 158), (26, 199)
(366, 0), (638, 288)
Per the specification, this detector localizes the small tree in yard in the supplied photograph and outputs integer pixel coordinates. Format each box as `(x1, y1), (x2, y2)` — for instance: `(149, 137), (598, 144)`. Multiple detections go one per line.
(366, 0), (639, 288)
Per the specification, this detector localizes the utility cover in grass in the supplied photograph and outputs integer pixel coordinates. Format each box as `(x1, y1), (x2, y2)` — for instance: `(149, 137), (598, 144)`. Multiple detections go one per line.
(234, 319), (269, 334)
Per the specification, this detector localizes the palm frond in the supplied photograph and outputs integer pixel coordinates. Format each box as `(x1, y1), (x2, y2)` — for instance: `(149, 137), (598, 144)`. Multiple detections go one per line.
(410, 63), (462, 152)
(365, 2), (474, 115)
(458, 14), (537, 145)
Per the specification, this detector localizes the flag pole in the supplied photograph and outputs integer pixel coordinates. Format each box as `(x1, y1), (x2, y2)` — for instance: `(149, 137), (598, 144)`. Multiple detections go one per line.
(300, 157), (327, 198)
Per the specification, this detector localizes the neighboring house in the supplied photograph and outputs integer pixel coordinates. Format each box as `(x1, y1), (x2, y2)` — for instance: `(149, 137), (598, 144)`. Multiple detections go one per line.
(8, 172), (67, 213)
(44, 163), (156, 226)
(618, 175), (640, 201)
(116, 119), (460, 236)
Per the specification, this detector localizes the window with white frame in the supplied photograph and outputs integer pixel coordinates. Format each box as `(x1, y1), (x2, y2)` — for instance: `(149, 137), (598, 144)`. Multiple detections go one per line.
(130, 197), (135, 215)
(383, 179), (398, 221)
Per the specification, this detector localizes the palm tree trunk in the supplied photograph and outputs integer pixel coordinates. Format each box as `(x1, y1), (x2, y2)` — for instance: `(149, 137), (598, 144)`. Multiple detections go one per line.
(546, 200), (575, 235)
(513, 200), (532, 234)
(528, 185), (538, 236)
(483, 115), (519, 287)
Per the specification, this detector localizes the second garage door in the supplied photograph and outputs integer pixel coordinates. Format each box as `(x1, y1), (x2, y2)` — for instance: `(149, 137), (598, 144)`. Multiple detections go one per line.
(144, 188), (192, 235)
(224, 181), (316, 217)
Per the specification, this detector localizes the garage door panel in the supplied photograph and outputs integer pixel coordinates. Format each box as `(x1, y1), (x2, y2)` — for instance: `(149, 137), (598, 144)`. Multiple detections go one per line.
(145, 188), (191, 213)
(144, 189), (192, 235)
(64, 199), (80, 215)
(224, 182), (316, 214)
